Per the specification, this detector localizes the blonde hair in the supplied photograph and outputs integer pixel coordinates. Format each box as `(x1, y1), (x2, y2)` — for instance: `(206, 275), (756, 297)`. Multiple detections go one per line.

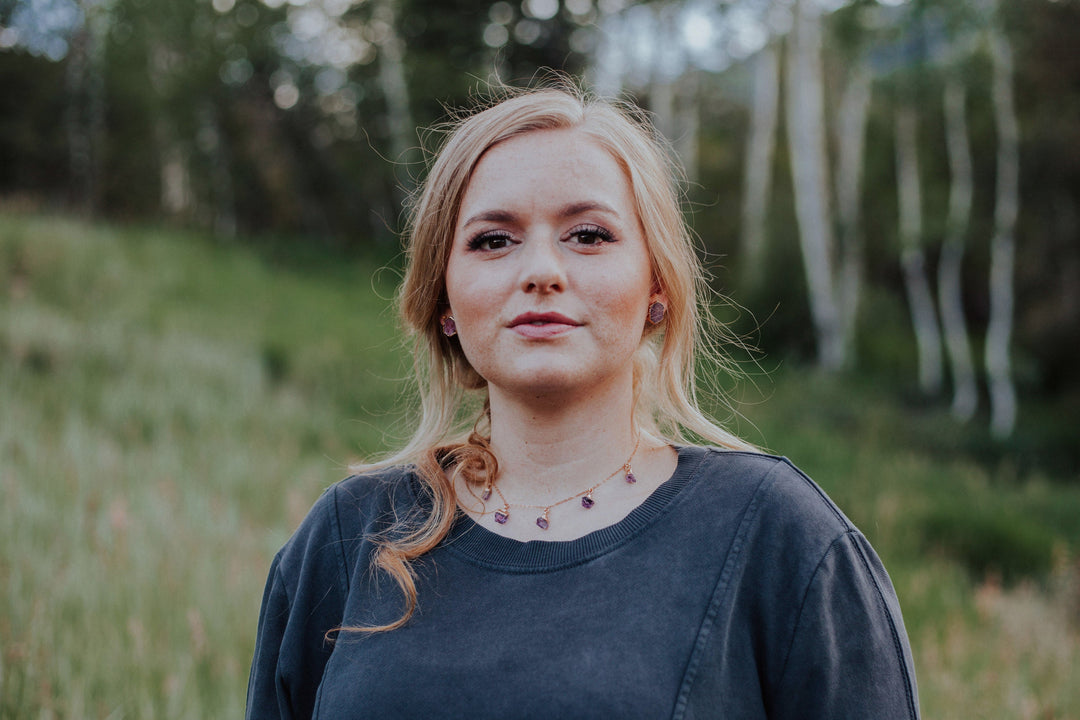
(349, 81), (755, 633)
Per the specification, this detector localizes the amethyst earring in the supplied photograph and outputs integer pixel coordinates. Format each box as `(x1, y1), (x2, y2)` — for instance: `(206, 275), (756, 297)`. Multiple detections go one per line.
(648, 301), (666, 325)
(440, 315), (457, 337)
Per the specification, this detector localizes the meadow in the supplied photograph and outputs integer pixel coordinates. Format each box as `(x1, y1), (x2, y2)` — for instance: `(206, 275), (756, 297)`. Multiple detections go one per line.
(2, 212), (1078, 718)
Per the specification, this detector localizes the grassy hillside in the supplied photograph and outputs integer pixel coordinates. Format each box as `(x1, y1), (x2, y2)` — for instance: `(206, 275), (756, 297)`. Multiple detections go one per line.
(2, 213), (1078, 718)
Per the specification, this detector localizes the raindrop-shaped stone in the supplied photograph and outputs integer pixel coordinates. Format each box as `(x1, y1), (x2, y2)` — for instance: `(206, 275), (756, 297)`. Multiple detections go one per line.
(536, 516), (549, 530)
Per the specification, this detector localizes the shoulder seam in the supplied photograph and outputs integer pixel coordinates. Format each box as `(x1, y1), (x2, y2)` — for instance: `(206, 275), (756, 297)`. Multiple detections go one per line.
(776, 531), (918, 720)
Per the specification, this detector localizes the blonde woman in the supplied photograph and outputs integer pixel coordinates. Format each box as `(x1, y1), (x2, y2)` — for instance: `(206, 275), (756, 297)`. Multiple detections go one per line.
(247, 85), (920, 719)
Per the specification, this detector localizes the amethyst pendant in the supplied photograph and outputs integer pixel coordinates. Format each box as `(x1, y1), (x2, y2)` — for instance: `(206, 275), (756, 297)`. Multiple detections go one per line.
(581, 494), (595, 509)
(536, 515), (550, 530)
(494, 509), (509, 524)
(625, 470), (637, 484)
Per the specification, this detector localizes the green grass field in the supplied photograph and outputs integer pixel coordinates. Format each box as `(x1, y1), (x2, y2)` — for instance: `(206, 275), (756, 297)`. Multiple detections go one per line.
(2, 212), (1078, 718)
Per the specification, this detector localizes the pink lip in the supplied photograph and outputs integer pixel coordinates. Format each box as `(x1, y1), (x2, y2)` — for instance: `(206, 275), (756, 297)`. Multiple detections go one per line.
(508, 312), (580, 339)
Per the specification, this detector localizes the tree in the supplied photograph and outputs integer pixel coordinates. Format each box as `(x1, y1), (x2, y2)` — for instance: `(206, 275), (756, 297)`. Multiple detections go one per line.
(739, 38), (780, 293)
(894, 99), (944, 395)
(985, 4), (1019, 438)
(784, 0), (845, 370)
(938, 73), (977, 420)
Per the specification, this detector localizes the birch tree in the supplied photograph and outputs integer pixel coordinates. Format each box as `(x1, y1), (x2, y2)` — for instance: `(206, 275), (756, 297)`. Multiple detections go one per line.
(895, 102), (943, 394)
(938, 75), (978, 420)
(784, 0), (844, 370)
(833, 62), (873, 365)
(373, 0), (414, 172)
(986, 15), (1019, 437)
(740, 39), (780, 292)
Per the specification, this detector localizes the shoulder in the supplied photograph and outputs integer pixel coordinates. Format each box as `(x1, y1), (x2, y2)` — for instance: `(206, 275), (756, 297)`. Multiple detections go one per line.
(275, 464), (418, 581)
(687, 446), (855, 542)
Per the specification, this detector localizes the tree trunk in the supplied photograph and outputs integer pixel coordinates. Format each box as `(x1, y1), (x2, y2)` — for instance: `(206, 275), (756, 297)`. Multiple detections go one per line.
(65, 24), (91, 212)
(673, 70), (701, 185)
(986, 22), (1019, 438)
(784, 0), (844, 370)
(895, 104), (943, 395)
(740, 41), (780, 292)
(65, 1), (106, 215)
(198, 101), (236, 238)
(938, 76), (978, 420)
(374, 0), (414, 176)
(834, 63), (872, 367)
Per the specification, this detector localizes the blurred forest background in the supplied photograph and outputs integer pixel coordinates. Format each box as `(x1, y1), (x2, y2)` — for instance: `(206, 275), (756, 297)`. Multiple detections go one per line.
(2, 0), (1079, 717)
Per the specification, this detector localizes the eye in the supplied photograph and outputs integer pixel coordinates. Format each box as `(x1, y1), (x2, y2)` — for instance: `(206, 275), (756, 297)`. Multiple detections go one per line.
(565, 223), (615, 246)
(466, 230), (516, 251)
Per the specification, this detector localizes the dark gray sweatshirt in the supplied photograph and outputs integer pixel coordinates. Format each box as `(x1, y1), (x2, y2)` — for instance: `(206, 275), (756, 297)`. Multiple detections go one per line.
(246, 446), (919, 719)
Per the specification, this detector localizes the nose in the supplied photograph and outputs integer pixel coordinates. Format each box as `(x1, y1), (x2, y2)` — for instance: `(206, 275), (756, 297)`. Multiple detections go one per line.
(520, 237), (566, 294)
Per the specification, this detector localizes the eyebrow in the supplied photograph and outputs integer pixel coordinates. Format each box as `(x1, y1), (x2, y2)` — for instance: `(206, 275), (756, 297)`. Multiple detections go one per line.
(459, 201), (620, 229)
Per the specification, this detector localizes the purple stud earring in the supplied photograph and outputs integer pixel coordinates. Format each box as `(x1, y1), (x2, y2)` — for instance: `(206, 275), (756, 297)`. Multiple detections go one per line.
(440, 315), (457, 337)
(648, 301), (666, 325)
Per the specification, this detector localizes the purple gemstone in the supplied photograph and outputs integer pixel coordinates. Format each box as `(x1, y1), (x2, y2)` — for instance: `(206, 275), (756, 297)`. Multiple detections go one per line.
(581, 495), (595, 509)
(481, 487), (492, 501)
(625, 471), (637, 484)
(494, 509), (509, 524)
(536, 516), (549, 530)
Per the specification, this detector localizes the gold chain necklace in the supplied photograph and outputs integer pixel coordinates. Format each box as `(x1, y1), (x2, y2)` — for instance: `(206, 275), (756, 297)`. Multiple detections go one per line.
(483, 435), (641, 530)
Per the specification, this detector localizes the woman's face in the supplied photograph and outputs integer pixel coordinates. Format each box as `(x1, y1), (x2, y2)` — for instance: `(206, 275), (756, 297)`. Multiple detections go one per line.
(444, 127), (660, 402)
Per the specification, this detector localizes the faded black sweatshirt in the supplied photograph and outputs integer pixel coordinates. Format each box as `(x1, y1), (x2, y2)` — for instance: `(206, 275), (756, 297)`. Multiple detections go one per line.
(246, 446), (919, 719)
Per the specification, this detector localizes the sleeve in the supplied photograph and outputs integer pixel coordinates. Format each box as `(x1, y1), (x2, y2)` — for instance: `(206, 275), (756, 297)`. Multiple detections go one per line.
(770, 530), (920, 720)
(245, 486), (352, 720)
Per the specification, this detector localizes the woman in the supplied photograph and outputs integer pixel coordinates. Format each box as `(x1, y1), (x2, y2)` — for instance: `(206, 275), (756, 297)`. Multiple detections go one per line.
(247, 85), (920, 719)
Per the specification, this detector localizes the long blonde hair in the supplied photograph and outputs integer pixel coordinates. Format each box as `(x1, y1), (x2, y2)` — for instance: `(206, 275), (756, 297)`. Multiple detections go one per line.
(350, 81), (755, 632)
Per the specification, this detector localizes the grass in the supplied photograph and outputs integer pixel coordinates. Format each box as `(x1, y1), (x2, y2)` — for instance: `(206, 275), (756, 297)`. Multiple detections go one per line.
(2, 211), (1078, 718)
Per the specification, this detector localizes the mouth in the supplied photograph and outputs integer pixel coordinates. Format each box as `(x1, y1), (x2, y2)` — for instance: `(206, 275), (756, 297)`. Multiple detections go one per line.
(508, 312), (580, 328)
(508, 312), (580, 339)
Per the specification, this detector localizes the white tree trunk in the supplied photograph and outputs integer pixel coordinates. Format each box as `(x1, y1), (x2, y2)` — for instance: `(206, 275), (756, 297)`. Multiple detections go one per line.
(740, 41), (780, 291)
(784, 0), (844, 370)
(374, 0), (414, 172)
(938, 77), (978, 420)
(834, 64), (872, 367)
(895, 104), (944, 395)
(986, 23), (1019, 438)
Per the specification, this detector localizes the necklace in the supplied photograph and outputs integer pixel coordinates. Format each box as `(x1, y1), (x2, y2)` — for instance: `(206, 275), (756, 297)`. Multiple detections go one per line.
(483, 435), (641, 530)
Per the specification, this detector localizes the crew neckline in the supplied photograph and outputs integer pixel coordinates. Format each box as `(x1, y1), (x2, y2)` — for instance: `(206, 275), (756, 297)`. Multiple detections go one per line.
(432, 445), (708, 572)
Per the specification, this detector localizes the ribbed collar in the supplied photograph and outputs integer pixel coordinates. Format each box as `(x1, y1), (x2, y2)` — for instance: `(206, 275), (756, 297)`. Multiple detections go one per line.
(432, 445), (708, 573)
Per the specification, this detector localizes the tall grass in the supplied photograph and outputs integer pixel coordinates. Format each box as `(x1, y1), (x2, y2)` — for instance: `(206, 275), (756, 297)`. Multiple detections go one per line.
(2, 213), (1078, 718)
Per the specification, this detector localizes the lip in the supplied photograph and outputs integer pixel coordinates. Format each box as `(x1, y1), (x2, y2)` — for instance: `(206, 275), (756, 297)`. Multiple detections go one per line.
(508, 311), (581, 339)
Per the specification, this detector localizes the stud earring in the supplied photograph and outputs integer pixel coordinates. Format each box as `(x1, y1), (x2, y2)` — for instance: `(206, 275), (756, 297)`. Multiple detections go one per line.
(440, 315), (457, 337)
(647, 301), (666, 325)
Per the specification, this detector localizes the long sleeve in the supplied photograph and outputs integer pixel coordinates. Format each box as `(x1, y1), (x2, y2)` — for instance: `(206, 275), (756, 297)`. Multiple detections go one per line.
(770, 530), (920, 719)
(245, 486), (353, 719)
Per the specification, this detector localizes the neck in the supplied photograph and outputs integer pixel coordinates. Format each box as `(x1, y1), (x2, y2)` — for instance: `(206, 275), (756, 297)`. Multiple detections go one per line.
(485, 377), (637, 503)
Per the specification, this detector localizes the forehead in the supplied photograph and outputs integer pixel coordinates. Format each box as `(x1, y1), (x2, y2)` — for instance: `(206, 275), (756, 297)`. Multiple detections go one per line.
(458, 128), (636, 220)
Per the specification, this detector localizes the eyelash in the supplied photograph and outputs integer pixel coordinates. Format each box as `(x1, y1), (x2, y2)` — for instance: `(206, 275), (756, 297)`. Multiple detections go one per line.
(466, 230), (515, 251)
(464, 224), (617, 251)
(566, 224), (615, 245)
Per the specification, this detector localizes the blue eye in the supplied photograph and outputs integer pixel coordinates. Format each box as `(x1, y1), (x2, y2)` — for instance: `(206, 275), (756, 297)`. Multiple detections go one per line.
(566, 224), (615, 245)
(466, 231), (515, 251)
